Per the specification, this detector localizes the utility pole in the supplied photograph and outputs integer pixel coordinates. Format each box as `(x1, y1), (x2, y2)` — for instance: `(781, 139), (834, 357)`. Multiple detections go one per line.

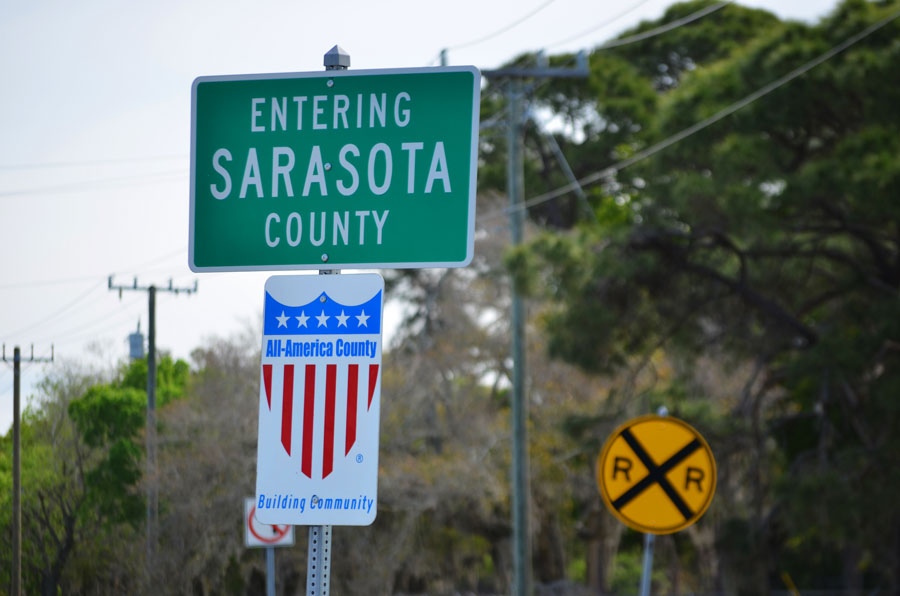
(3, 344), (54, 596)
(107, 276), (197, 575)
(482, 52), (588, 596)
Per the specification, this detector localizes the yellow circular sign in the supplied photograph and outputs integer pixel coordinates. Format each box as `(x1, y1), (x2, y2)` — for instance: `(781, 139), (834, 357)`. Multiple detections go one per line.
(596, 415), (716, 534)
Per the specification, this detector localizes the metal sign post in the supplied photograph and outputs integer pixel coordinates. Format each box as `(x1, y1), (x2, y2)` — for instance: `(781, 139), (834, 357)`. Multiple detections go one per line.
(244, 497), (295, 595)
(639, 532), (655, 596)
(305, 48), (345, 596)
(306, 524), (332, 595)
(266, 547), (276, 596)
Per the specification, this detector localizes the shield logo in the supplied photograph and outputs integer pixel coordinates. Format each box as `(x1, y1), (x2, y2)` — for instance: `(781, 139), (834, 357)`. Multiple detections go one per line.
(254, 274), (383, 526)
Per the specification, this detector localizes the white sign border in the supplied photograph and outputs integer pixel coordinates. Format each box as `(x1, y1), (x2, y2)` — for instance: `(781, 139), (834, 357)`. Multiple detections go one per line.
(189, 65), (481, 273)
(254, 273), (384, 527)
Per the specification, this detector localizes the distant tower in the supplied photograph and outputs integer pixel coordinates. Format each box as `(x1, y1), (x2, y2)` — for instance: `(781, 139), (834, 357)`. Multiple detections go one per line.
(129, 320), (145, 360)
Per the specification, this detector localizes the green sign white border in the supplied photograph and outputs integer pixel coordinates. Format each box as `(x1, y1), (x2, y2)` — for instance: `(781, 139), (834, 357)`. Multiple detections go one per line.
(189, 65), (481, 273)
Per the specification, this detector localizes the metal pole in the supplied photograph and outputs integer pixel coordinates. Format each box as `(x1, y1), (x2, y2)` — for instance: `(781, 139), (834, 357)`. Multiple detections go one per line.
(106, 275), (196, 579)
(306, 524), (332, 596)
(304, 44), (349, 596)
(12, 347), (21, 596)
(507, 78), (531, 596)
(532, 119), (594, 220)
(482, 56), (587, 596)
(266, 547), (276, 596)
(639, 532), (655, 596)
(638, 407), (668, 596)
(147, 285), (157, 568)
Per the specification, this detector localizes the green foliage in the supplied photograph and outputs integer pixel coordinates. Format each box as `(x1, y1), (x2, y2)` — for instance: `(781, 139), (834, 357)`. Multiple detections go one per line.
(119, 353), (190, 406)
(508, 0), (900, 591)
(68, 384), (146, 526)
(0, 353), (191, 593)
(69, 385), (145, 448)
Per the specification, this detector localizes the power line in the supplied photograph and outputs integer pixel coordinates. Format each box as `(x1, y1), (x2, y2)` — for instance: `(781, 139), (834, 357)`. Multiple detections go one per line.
(0, 275), (106, 291)
(446, 0), (558, 51)
(30, 294), (144, 345)
(0, 170), (185, 199)
(120, 247), (189, 273)
(42, 298), (145, 346)
(477, 8), (900, 224)
(593, 0), (733, 51)
(0, 247), (187, 290)
(545, 0), (658, 48)
(1, 249), (192, 355)
(3, 281), (104, 339)
(0, 154), (186, 171)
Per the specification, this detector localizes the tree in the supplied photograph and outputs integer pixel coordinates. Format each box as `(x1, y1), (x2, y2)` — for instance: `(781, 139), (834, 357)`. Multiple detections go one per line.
(0, 353), (190, 595)
(508, 0), (900, 592)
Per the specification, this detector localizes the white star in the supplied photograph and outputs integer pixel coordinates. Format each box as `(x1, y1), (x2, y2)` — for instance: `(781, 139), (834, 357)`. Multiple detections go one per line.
(276, 311), (289, 328)
(355, 310), (370, 327)
(315, 310), (330, 327)
(295, 311), (309, 327)
(335, 310), (349, 327)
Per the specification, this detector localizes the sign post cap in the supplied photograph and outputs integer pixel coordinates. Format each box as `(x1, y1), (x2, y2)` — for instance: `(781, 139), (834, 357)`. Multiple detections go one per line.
(324, 45), (351, 69)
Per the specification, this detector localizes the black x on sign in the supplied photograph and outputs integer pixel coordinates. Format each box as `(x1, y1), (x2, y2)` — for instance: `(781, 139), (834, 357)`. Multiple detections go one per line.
(596, 415), (716, 534)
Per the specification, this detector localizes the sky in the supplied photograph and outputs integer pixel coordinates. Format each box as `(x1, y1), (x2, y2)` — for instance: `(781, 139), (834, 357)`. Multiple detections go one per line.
(0, 0), (842, 434)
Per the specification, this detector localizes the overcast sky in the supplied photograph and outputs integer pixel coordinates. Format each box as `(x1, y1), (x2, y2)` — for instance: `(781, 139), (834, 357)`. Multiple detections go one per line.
(0, 0), (841, 434)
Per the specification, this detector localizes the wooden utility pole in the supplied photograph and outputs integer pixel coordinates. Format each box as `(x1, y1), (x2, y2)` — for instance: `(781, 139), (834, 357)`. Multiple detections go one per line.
(482, 52), (588, 596)
(107, 276), (197, 574)
(3, 344), (54, 596)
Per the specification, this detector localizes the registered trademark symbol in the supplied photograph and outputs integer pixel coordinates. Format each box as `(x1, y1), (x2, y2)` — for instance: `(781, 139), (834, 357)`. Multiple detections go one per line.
(356, 454), (364, 463)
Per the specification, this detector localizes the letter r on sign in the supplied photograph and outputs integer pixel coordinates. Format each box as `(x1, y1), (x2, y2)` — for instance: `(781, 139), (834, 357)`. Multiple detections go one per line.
(613, 456), (632, 481)
(685, 467), (705, 491)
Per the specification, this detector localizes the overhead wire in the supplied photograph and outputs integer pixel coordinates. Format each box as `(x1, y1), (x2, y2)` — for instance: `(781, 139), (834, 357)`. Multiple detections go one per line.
(477, 7), (900, 224)
(0, 274), (107, 291)
(3, 281), (105, 339)
(0, 169), (186, 199)
(0, 154), (186, 171)
(31, 293), (144, 345)
(445, 0), (558, 51)
(593, 0), (734, 50)
(1, 246), (191, 353)
(545, 0), (658, 48)
(115, 246), (189, 275)
(0, 246), (188, 290)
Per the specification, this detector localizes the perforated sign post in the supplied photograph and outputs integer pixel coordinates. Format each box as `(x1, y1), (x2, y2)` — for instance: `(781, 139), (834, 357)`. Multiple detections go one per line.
(254, 273), (384, 527)
(189, 65), (481, 272)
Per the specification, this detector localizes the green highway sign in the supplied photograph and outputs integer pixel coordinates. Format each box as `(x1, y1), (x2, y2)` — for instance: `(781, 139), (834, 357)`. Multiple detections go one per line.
(189, 66), (481, 271)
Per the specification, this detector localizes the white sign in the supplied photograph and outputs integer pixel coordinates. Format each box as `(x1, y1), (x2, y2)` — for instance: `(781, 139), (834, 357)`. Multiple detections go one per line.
(254, 274), (383, 526)
(244, 498), (295, 548)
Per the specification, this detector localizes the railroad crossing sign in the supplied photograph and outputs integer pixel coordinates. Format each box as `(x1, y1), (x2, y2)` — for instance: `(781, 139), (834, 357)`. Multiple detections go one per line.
(596, 415), (716, 534)
(189, 66), (481, 272)
(245, 498), (295, 548)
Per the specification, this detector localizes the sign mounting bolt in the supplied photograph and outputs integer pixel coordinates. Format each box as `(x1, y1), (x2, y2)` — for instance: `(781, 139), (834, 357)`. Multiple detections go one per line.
(324, 163), (332, 171)
(327, 79), (334, 88)
(321, 254), (329, 263)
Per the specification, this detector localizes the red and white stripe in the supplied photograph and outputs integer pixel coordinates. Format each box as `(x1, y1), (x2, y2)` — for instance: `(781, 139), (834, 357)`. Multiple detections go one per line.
(262, 363), (380, 478)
